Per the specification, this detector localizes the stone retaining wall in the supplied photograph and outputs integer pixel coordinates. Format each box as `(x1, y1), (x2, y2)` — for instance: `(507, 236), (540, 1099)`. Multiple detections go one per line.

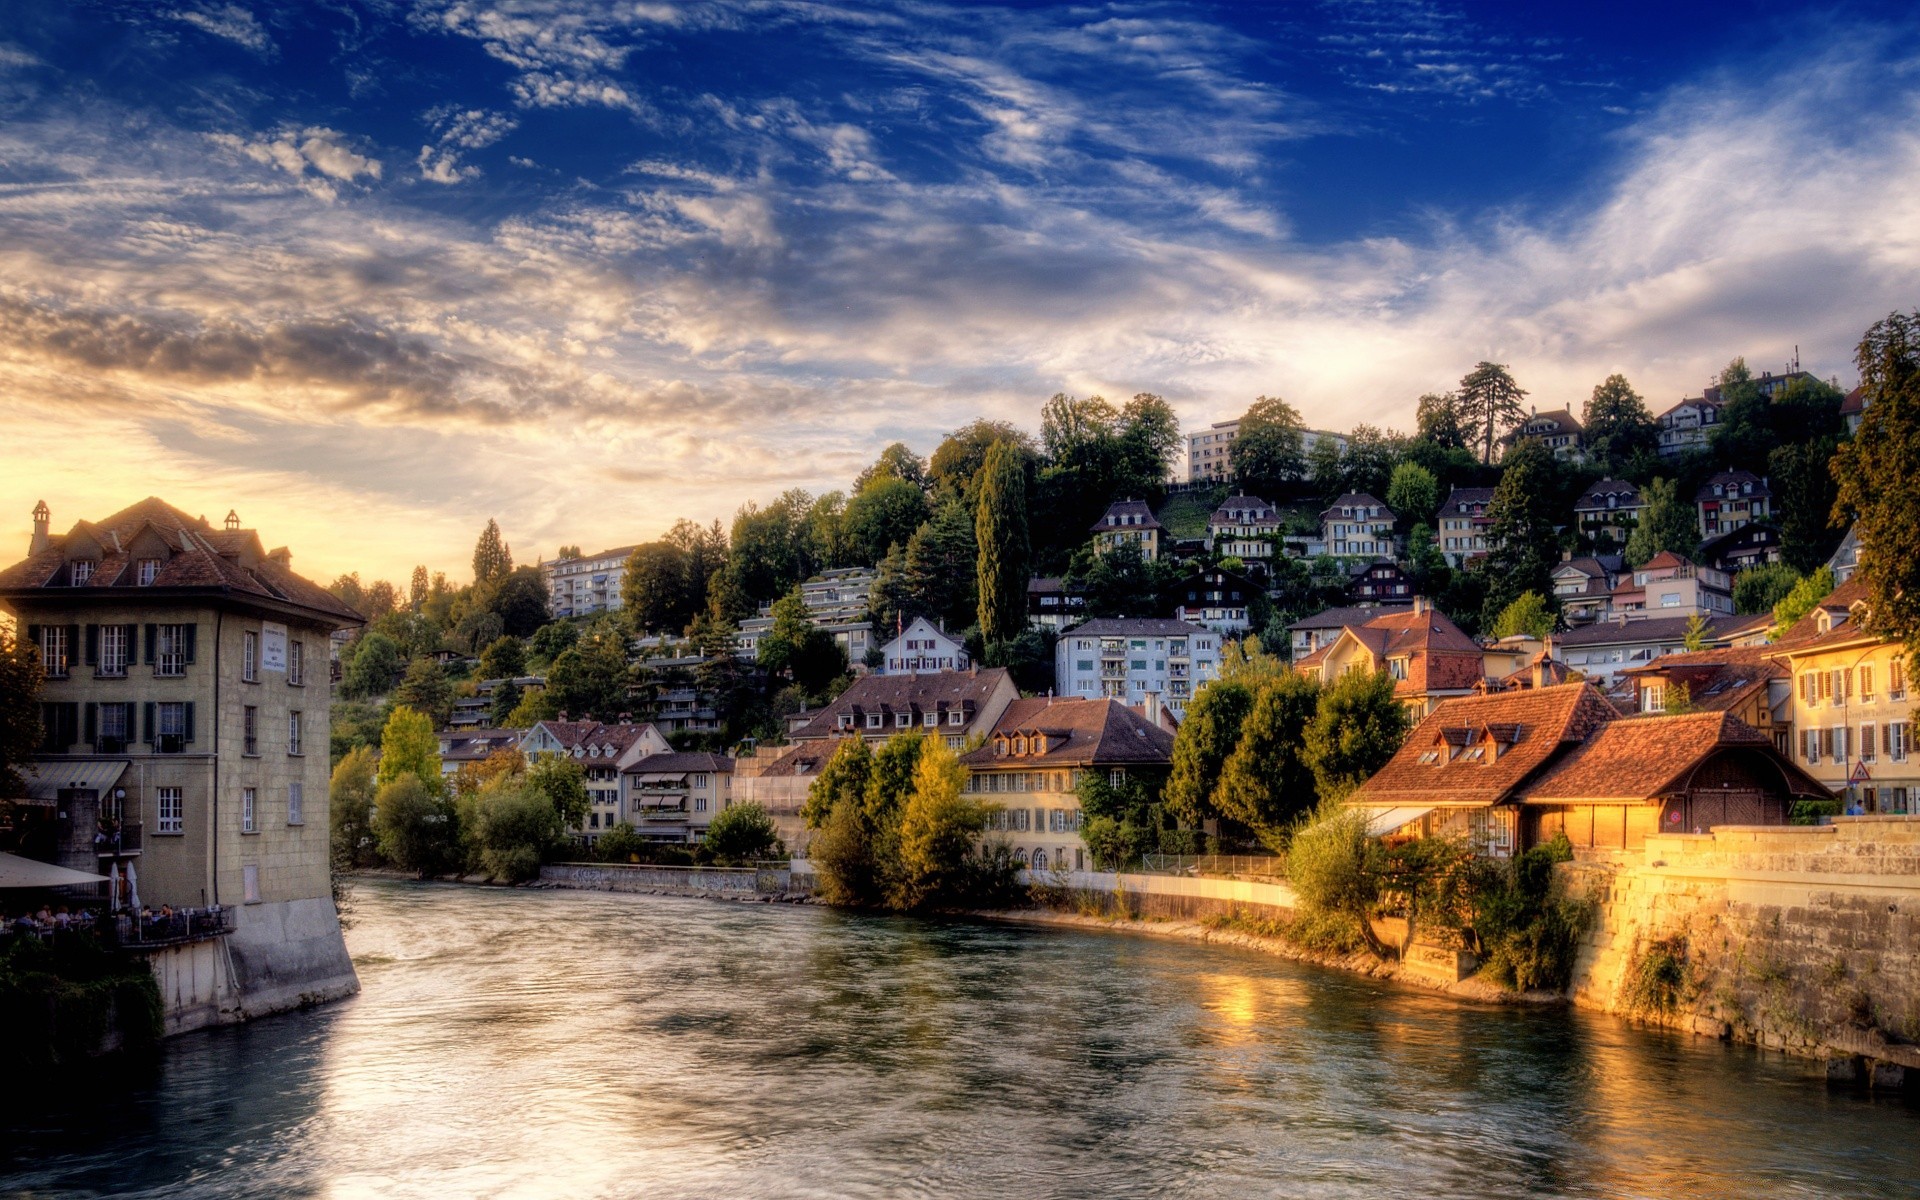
(1026, 869), (1299, 922)
(541, 862), (794, 897)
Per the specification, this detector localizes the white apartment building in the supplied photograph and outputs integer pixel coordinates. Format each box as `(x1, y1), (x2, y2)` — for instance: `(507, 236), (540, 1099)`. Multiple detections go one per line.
(1054, 618), (1220, 719)
(1186, 420), (1347, 484)
(1319, 493), (1397, 558)
(543, 545), (637, 618)
(736, 567), (876, 664)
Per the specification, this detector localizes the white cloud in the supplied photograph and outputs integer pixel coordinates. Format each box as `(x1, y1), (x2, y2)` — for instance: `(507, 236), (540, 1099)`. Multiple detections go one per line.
(210, 126), (381, 199)
(417, 109), (517, 183)
(168, 3), (274, 56)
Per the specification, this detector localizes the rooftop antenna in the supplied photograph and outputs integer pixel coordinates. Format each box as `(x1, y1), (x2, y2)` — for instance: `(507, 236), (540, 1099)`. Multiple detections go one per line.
(1791, 345), (1800, 373)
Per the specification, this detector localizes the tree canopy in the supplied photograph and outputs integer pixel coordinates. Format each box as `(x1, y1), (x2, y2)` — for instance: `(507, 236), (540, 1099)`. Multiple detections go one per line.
(1230, 395), (1306, 497)
(975, 439), (1031, 647)
(1834, 311), (1920, 654)
(1624, 476), (1699, 568)
(1458, 361), (1528, 464)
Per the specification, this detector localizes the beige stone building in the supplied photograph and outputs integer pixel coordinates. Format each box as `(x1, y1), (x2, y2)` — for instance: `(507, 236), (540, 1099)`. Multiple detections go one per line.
(1, 498), (362, 1016)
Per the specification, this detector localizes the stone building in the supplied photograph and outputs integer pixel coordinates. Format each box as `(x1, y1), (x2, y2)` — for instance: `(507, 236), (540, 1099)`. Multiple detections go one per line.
(3, 498), (363, 1020)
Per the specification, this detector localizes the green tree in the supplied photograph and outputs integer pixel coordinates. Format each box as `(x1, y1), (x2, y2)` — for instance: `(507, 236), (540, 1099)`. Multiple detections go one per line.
(804, 492), (850, 571)
(1769, 565), (1834, 641)
(488, 678), (524, 728)
(1065, 541), (1169, 620)
(1404, 523), (1451, 599)
(391, 656), (454, 728)
(328, 745), (378, 868)
(1214, 674), (1322, 840)
(905, 494), (978, 630)
(1490, 591), (1556, 640)
(853, 442), (928, 494)
(546, 619), (630, 720)
(1342, 424), (1401, 499)
(1459, 361), (1528, 464)
(727, 491), (815, 605)
(1306, 435), (1345, 500)
(1769, 440), (1843, 573)
(1480, 439), (1561, 627)
(1116, 392), (1182, 502)
(527, 753), (591, 831)
(470, 776), (561, 881)
(703, 801), (784, 865)
(1415, 391), (1468, 450)
(868, 542), (916, 635)
(504, 684), (559, 728)
(1230, 395), (1307, 496)
(0, 626), (42, 798)
(372, 773), (462, 877)
(1733, 563), (1801, 615)
(472, 518), (513, 584)
(802, 735), (874, 829)
(408, 565), (429, 613)
(343, 631), (403, 699)
(1385, 461), (1439, 527)
(975, 439), (1031, 647)
(488, 566), (551, 638)
(1582, 374), (1657, 473)
(622, 541), (692, 635)
(1682, 611), (1709, 652)
(1623, 477), (1699, 568)
(478, 635), (526, 681)
(528, 620), (578, 664)
(1306, 668), (1410, 802)
(376, 705), (442, 790)
(929, 419), (1036, 498)
(1286, 806), (1391, 957)
(888, 738), (989, 909)
(1164, 681), (1255, 826)
(596, 821), (646, 863)
(844, 476), (932, 567)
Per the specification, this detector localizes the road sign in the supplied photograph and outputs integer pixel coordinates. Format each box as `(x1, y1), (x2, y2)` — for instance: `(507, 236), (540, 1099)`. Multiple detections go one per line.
(1849, 761), (1872, 784)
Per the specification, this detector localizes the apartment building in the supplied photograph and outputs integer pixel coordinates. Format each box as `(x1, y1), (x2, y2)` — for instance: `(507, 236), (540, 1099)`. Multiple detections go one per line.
(521, 718), (672, 838)
(622, 752), (734, 843)
(1026, 577), (1088, 632)
(1090, 500), (1162, 561)
(1164, 567), (1260, 636)
(1319, 493), (1397, 559)
(1054, 618), (1220, 719)
(543, 545), (637, 618)
(1573, 480), (1643, 547)
(1435, 487), (1495, 567)
(2, 498), (361, 1017)
(1607, 552), (1734, 619)
(736, 567), (876, 664)
(1186, 419), (1346, 484)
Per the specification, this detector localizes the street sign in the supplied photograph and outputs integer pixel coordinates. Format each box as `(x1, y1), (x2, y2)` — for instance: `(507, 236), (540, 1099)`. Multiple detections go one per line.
(1849, 761), (1871, 784)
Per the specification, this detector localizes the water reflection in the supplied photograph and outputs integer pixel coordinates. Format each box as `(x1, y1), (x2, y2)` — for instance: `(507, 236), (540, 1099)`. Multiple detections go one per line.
(1, 880), (1913, 1200)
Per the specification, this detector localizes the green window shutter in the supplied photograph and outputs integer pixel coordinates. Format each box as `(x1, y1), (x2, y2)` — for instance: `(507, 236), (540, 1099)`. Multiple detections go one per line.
(85, 702), (97, 744)
(183, 624), (197, 663)
(184, 702), (196, 744)
(67, 625), (81, 665)
(126, 625), (139, 663)
(144, 625), (157, 665)
(85, 624), (99, 666)
(143, 702), (155, 743)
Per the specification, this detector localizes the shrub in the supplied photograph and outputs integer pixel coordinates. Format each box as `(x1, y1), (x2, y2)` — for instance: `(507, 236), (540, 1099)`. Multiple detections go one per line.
(703, 802), (784, 866)
(372, 774), (462, 877)
(1284, 806), (1390, 956)
(1621, 934), (1691, 1014)
(596, 821), (647, 863)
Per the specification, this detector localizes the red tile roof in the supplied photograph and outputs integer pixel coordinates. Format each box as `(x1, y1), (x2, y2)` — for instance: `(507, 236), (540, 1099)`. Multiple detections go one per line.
(1520, 711), (1826, 803)
(960, 697), (1174, 770)
(789, 668), (1014, 741)
(1619, 646), (1785, 712)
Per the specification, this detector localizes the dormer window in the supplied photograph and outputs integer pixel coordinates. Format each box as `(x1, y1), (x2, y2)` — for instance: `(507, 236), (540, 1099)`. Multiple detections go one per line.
(137, 558), (160, 586)
(948, 710), (964, 726)
(1417, 750), (1441, 765)
(1462, 746), (1485, 761)
(923, 711), (938, 727)
(1013, 736), (1028, 754)
(895, 712), (912, 728)
(70, 560), (94, 585)
(866, 713), (882, 729)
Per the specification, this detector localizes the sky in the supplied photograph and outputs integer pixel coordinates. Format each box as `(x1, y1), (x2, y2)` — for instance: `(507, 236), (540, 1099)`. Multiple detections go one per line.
(1, 0), (1917, 586)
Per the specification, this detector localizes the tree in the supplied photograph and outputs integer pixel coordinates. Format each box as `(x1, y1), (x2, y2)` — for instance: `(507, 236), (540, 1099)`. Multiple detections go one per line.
(556, 544), (583, 559)
(408, 565), (429, 613)
(975, 439), (1030, 647)
(329, 745), (379, 869)
(1307, 434), (1345, 500)
(703, 802), (783, 865)
(362, 580), (400, 620)
(1769, 566), (1834, 641)
(1733, 563), (1801, 616)
(488, 566), (551, 638)
(0, 626), (42, 799)
(478, 636), (527, 681)
(1066, 541), (1169, 620)
(888, 738), (989, 910)
(1415, 391), (1467, 450)
(1286, 807), (1390, 957)
(472, 518), (512, 584)
(1404, 523), (1451, 599)
(1458, 361), (1528, 464)
(343, 631), (403, 699)
(727, 492), (814, 604)
(528, 621), (578, 664)
(1480, 439), (1561, 627)
(469, 776), (561, 881)
(1306, 669), (1410, 802)
(1770, 440), (1843, 573)
(526, 753), (590, 831)
(504, 684), (559, 728)
(489, 678), (524, 728)
(372, 773), (461, 877)
(1230, 395), (1306, 497)
(546, 619), (630, 721)
(853, 442), (928, 494)
(622, 541), (692, 635)
(1385, 461), (1439, 527)
(1342, 424), (1401, 499)
(843, 476), (931, 566)
(1583, 374), (1656, 473)
(377, 705), (442, 790)
(804, 492), (850, 571)
(905, 494), (978, 631)
(1623, 477), (1699, 568)
(1490, 592), (1556, 640)
(1164, 681), (1255, 826)
(391, 656), (454, 728)
(929, 419), (1035, 498)
(1116, 392), (1182, 502)
(1682, 612), (1709, 653)
(867, 542), (916, 635)
(1214, 674), (1322, 841)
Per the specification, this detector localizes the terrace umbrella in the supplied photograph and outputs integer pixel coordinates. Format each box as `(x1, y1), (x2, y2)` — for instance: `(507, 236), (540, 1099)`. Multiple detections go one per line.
(0, 851), (111, 888)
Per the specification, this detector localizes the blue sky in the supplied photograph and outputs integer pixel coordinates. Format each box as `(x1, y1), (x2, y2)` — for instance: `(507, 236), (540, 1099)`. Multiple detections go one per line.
(1, 0), (1915, 580)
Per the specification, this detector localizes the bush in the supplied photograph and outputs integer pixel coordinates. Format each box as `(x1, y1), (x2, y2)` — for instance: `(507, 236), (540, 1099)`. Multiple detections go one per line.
(471, 780), (563, 882)
(1620, 934), (1690, 1014)
(1474, 835), (1590, 993)
(1284, 806), (1389, 956)
(595, 821), (648, 863)
(703, 802), (784, 866)
(372, 774), (463, 877)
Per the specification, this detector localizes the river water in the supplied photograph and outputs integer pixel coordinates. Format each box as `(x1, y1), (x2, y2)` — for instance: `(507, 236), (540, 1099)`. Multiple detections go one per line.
(2, 880), (1915, 1199)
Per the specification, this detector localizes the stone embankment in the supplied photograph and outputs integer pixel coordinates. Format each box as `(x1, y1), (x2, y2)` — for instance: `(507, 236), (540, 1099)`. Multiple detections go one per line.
(537, 862), (810, 901)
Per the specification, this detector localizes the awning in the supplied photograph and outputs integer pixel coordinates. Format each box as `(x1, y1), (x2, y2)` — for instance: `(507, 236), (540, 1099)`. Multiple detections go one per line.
(20, 760), (129, 803)
(0, 852), (111, 888)
(1359, 806), (1435, 837)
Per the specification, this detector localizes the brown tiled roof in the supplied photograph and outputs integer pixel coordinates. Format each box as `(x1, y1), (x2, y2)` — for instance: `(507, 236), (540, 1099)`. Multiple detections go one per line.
(756, 743), (834, 779)
(1573, 480), (1641, 510)
(626, 751), (732, 775)
(1319, 493), (1394, 522)
(1520, 711), (1826, 803)
(961, 697), (1174, 769)
(1557, 613), (1749, 649)
(1772, 575), (1872, 648)
(1840, 385), (1865, 416)
(0, 497), (362, 626)
(532, 720), (662, 755)
(1695, 470), (1771, 503)
(1347, 684), (1618, 809)
(1289, 604), (1412, 631)
(1619, 646), (1785, 713)
(1436, 487), (1496, 519)
(790, 668), (1012, 741)
(1090, 500), (1161, 533)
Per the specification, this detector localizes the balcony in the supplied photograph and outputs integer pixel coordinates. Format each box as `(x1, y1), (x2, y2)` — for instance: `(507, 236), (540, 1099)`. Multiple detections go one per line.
(156, 734), (186, 755)
(95, 822), (142, 858)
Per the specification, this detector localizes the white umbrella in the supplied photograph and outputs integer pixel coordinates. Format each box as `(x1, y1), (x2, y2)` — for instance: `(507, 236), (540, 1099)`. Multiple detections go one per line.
(108, 861), (121, 911)
(126, 859), (140, 912)
(0, 851), (111, 888)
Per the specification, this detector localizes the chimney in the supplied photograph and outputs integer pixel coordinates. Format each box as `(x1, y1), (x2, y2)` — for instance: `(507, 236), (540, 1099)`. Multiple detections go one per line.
(30, 500), (49, 555)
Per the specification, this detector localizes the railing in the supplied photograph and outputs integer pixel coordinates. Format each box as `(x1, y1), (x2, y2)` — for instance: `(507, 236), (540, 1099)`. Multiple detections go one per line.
(1139, 854), (1287, 882)
(95, 822), (142, 856)
(125, 906), (234, 948)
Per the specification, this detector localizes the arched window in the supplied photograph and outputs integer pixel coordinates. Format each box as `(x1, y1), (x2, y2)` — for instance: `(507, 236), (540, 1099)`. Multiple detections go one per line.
(1031, 849), (1048, 871)
(1014, 848), (1029, 866)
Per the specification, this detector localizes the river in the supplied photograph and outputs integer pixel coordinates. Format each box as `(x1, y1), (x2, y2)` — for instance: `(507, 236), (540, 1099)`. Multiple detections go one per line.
(2, 880), (1914, 1199)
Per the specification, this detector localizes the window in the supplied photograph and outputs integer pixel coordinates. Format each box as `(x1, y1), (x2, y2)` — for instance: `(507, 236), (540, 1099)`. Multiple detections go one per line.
(70, 559), (94, 585)
(1800, 672), (1816, 705)
(288, 640), (305, 686)
(694, 796), (707, 813)
(243, 706), (259, 755)
(241, 787), (257, 833)
(137, 558), (160, 586)
(895, 712), (911, 728)
(288, 781), (304, 825)
(156, 701), (188, 751)
(242, 631), (259, 682)
(289, 711), (303, 756)
(1643, 685), (1665, 713)
(157, 787), (183, 834)
(98, 702), (130, 750)
(1891, 659), (1907, 699)
(155, 624), (190, 677)
(923, 711), (938, 727)
(1891, 722), (1909, 763)
(1861, 724), (1877, 763)
(243, 864), (260, 905)
(1831, 668), (1848, 702)
(692, 773), (709, 788)
(1834, 726), (1849, 762)
(1130, 660), (1147, 671)
(1660, 593), (1681, 608)
(948, 711), (964, 726)
(865, 713), (882, 729)
(38, 625), (69, 678)
(1076, 659), (1094, 672)
(98, 624), (127, 677)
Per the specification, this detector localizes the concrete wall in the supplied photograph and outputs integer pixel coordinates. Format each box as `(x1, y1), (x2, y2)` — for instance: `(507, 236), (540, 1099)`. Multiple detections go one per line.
(1027, 869), (1298, 922)
(1563, 816), (1920, 1076)
(145, 936), (237, 1036)
(542, 862), (792, 897)
(224, 896), (360, 1020)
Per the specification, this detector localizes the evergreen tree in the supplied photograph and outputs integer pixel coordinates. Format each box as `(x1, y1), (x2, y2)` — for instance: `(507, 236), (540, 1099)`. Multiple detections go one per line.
(1458, 361), (1529, 464)
(1305, 668), (1410, 802)
(1623, 476), (1699, 568)
(1231, 395), (1307, 497)
(1582, 374), (1657, 473)
(1834, 310), (1920, 655)
(975, 440), (1031, 646)
(478, 635), (526, 681)
(905, 494), (978, 630)
(1479, 439), (1561, 628)
(472, 518), (512, 584)
(392, 656), (454, 727)
(489, 678), (524, 727)
(1682, 612), (1709, 652)
(1214, 674), (1322, 839)
(868, 542), (916, 635)
(1769, 439), (1843, 573)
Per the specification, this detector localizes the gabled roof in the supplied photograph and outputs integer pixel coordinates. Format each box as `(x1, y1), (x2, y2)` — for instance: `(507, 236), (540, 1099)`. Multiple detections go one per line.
(1573, 479), (1642, 509)
(1503, 409), (1584, 441)
(1840, 385), (1866, 416)
(1347, 684), (1618, 809)
(789, 668), (1013, 740)
(1556, 613), (1749, 648)
(626, 751), (733, 776)
(1208, 495), (1280, 526)
(1289, 603), (1412, 631)
(1519, 711), (1828, 804)
(1436, 487), (1497, 519)
(960, 697), (1174, 769)
(1695, 470), (1771, 503)
(0, 497), (363, 626)
(1064, 618), (1208, 638)
(1770, 575), (1880, 653)
(1091, 500), (1161, 533)
(529, 719), (662, 756)
(1619, 646), (1785, 711)
(1657, 395), (1722, 420)
(1553, 556), (1619, 581)
(1319, 493), (1394, 521)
